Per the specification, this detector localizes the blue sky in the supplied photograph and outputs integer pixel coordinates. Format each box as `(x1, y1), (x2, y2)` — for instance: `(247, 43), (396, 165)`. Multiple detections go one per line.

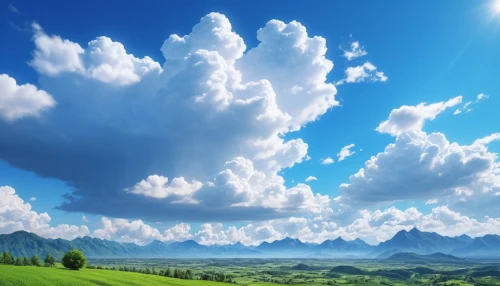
(0, 0), (499, 245)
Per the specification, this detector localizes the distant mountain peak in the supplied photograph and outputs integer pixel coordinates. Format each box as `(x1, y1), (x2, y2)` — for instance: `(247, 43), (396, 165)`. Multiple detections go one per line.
(181, 239), (200, 245)
(409, 227), (420, 233)
(148, 240), (164, 245)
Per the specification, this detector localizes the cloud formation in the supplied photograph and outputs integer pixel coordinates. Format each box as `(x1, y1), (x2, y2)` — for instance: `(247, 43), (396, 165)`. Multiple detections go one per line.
(338, 130), (497, 207)
(305, 176), (317, 182)
(453, 93), (489, 115)
(0, 13), (338, 222)
(338, 62), (387, 85)
(337, 144), (356, 162)
(376, 96), (462, 136)
(0, 186), (89, 239)
(321, 157), (334, 165)
(0, 74), (55, 122)
(473, 133), (500, 145)
(30, 24), (162, 86)
(3, 185), (500, 246)
(343, 41), (367, 61)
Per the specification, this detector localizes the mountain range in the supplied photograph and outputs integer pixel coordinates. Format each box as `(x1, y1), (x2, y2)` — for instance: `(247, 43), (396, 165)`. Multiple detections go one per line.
(1, 228), (500, 259)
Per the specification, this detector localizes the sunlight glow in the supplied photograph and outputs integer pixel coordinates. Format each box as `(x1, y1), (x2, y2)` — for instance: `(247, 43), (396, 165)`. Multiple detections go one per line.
(493, 0), (500, 15)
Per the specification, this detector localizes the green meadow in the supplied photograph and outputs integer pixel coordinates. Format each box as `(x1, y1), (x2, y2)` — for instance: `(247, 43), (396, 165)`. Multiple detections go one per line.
(1, 259), (500, 286)
(0, 264), (221, 286)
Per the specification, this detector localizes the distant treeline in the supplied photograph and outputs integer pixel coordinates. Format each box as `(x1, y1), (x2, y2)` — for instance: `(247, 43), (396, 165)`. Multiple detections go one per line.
(86, 264), (236, 283)
(0, 251), (55, 267)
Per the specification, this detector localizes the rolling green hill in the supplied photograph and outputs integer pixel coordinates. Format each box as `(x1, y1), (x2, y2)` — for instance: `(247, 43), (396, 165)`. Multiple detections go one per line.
(0, 265), (222, 286)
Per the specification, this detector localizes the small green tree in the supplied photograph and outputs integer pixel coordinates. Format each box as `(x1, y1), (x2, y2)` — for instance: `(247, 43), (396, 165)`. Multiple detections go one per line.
(44, 254), (55, 267)
(23, 256), (31, 266)
(15, 257), (23, 266)
(61, 249), (87, 270)
(165, 268), (171, 277)
(31, 255), (42, 267)
(2, 251), (14, 264)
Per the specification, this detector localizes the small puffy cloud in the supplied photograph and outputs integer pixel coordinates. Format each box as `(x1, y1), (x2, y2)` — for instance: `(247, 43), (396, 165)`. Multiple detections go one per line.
(82, 216), (89, 223)
(343, 41), (367, 60)
(125, 175), (202, 203)
(0, 74), (56, 122)
(321, 157), (334, 165)
(376, 96), (462, 136)
(477, 93), (489, 101)
(30, 24), (162, 86)
(29, 197), (36, 201)
(473, 133), (500, 146)
(338, 130), (497, 206)
(0, 186), (89, 240)
(305, 176), (317, 182)
(338, 62), (387, 84)
(337, 144), (356, 162)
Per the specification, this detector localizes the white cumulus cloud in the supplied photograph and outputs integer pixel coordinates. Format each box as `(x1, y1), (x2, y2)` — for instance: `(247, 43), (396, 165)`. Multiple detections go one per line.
(338, 130), (497, 207)
(30, 23), (162, 86)
(321, 157), (334, 165)
(0, 74), (56, 122)
(343, 41), (367, 61)
(338, 62), (387, 84)
(0, 186), (89, 240)
(376, 96), (462, 136)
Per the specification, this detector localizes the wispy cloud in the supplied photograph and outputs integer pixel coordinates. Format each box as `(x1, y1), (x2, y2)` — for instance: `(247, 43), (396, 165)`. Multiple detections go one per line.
(453, 93), (489, 115)
(8, 4), (19, 14)
(337, 144), (356, 162)
(305, 176), (317, 182)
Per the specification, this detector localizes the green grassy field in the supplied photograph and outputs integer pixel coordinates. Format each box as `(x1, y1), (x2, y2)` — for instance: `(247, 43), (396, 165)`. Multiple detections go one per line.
(0, 265), (222, 286)
(2, 260), (500, 286)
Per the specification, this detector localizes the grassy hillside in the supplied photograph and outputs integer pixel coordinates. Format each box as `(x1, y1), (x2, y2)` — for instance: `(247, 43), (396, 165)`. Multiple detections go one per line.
(0, 265), (222, 286)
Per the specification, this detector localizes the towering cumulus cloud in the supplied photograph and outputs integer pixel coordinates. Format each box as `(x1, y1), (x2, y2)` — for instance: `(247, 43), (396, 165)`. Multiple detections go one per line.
(0, 13), (337, 221)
